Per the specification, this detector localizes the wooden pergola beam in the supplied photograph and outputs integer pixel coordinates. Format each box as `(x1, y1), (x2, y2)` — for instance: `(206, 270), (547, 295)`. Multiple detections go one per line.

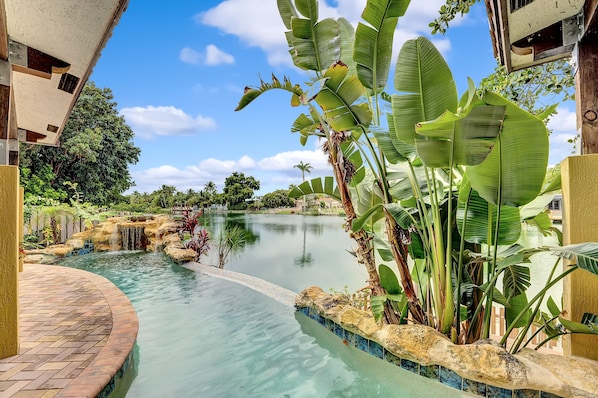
(0, 1), (8, 61)
(9, 40), (70, 80)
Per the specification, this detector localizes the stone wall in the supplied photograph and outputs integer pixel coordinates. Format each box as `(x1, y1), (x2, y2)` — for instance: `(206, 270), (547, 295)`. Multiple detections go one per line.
(296, 286), (598, 398)
(24, 215), (197, 264)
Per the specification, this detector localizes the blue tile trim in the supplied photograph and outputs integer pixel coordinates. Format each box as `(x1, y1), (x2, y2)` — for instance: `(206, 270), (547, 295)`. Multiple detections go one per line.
(486, 385), (513, 398)
(342, 329), (355, 347)
(419, 364), (439, 381)
(514, 389), (540, 398)
(368, 341), (383, 359)
(384, 349), (401, 367)
(463, 378), (486, 396)
(355, 334), (369, 352)
(333, 322), (344, 338)
(540, 392), (562, 398)
(96, 345), (135, 398)
(295, 307), (565, 398)
(439, 366), (462, 389)
(401, 358), (419, 373)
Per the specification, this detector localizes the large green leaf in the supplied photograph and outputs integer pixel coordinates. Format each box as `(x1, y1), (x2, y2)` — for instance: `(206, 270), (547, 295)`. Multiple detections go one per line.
(551, 243), (598, 275)
(289, 177), (340, 200)
(379, 263), (403, 294)
(506, 293), (531, 329)
(559, 313), (598, 334)
(392, 36), (458, 145)
(277, 0), (298, 29)
(502, 264), (531, 300)
(373, 127), (407, 164)
(414, 104), (505, 168)
(280, 0), (340, 72)
(338, 18), (357, 74)
(387, 114), (416, 161)
(352, 203), (384, 232)
(340, 141), (366, 185)
(466, 92), (549, 207)
(354, 0), (410, 91)
(314, 62), (372, 132)
(457, 184), (521, 245)
(291, 113), (323, 146)
(235, 75), (303, 111)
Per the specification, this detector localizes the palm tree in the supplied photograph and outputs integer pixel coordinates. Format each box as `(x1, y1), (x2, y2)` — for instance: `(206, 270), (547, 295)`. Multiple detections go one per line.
(294, 161), (313, 182)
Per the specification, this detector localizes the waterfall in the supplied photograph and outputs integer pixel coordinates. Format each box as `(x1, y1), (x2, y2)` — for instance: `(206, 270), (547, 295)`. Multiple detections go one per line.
(119, 226), (147, 250)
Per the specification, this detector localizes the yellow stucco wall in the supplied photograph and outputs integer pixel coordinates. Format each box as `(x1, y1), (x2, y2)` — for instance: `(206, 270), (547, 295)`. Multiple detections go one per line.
(0, 165), (20, 358)
(19, 187), (23, 272)
(561, 154), (598, 360)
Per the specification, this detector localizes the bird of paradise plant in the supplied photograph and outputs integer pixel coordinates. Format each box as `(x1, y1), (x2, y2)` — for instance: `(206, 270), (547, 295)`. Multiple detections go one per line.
(235, 0), (598, 352)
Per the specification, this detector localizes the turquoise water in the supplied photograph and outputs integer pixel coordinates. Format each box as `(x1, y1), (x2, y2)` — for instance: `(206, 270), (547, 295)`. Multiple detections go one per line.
(60, 251), (472, 397)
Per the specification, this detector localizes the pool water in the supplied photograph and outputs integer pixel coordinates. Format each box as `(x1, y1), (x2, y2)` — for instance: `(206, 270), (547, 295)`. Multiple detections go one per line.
(60, 251), (472, 397)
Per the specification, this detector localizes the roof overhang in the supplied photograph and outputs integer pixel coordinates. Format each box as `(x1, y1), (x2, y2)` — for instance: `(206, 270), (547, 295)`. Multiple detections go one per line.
(485, 0), (585, 71)
(1, 0), (128, 146)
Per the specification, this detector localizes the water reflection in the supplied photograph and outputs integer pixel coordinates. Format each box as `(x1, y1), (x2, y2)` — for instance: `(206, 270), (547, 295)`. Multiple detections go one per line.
(199, 214), (367, 293)
(294, 221), (314, 267)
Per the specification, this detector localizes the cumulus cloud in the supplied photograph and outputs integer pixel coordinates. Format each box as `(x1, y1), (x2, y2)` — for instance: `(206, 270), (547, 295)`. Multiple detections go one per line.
(205, 44), (235, 65)
(197, 0), (455, 68)
(197, 0), (290, 67)
(548, 106), (577, 165)
(180, 45), (234, 66)
(258, 150), (328, 172)
(120, 106), (217, 139)
(129, 149), (330, 194)
(179, 47), (201, 65)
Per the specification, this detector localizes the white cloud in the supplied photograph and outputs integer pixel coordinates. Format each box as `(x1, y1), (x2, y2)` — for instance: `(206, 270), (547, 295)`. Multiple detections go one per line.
(129, 150), (330, 194)
(548, 106), (577, 165)
(548, 107), (576, 132)
(205, 44), (235, 65)
(180, 45), (235, 66)
(197, 0), (291, 67)
(258, 150), (328, 172)
(198, 0), (454, 69)
(179, 47), (201, 65)
(120, 106), (217, 139)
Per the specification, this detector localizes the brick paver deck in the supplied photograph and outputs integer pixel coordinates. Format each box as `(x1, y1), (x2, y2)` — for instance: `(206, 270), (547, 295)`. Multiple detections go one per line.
(0, 264), (138, 398)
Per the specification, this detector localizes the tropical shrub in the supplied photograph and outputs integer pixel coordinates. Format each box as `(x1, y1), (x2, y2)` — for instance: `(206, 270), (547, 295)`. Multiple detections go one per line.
(236, 0), (598, 352)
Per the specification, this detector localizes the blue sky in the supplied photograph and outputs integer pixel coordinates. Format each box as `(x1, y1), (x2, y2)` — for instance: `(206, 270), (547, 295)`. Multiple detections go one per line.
(90, 0), (577, 195)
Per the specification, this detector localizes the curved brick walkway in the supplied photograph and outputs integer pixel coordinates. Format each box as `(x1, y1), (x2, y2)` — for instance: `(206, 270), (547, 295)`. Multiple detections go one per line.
(0, 264), (138, 398)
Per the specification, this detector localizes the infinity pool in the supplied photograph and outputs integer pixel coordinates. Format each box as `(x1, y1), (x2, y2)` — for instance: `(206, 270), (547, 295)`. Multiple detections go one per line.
(59, 251), (474, 397)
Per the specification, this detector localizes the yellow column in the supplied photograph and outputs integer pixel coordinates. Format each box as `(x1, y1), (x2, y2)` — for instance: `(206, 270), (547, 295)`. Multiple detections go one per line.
(561, 154), (598, 360)
(0, 165), (19, 358)
(19, 186), (24, 272)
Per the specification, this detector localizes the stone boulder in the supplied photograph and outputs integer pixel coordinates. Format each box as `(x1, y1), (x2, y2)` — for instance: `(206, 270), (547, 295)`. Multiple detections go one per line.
(296, 286), (598, 398)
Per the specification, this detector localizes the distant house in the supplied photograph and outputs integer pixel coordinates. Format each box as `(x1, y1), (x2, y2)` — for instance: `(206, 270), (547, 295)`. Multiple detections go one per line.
(548, 194), (562, 223)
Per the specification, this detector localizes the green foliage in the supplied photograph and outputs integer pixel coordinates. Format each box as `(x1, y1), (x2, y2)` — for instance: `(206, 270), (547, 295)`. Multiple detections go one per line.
(262, 189), (296, 209)
(19, 82), (140, 205)
(479, 60), (575, 116)
(222, 172), (260, 210)
(294, 161), (313, 181)
(429, 0), (479, 34)
(216, 225), (248, 268)
(237, 0), (598, 349)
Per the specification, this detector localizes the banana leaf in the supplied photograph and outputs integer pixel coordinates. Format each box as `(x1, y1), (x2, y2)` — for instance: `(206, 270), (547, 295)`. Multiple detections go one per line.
(466, 92), (549, 207)
(282, 0), (340, 72)
(314, 62), (372, 132)
(235, 75), (303, 111)
(551, 243), (598, 275)
(392, 36), (458, 145)
(354, 0), (410, 91)
(289, 176), (340, 200)
(414, 104), (505, 168)
(457, 181), (521, 245)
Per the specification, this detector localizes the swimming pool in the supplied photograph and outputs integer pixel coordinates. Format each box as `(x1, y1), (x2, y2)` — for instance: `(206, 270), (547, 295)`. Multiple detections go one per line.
(59, 251), (473, 397)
